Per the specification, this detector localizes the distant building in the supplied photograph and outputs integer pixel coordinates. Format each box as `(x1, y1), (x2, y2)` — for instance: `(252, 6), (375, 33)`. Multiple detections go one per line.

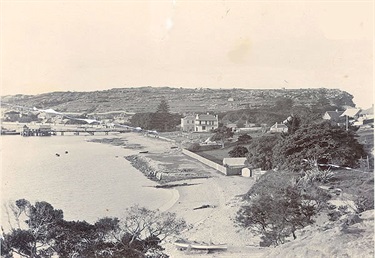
(181, 115), (195, 132)
(226, 123), (237, 132)
(323, 110), (345, 126)
(340, 108), (361, 120)
(269, 122), (288, 133)
(181, 114), (219, 132)
(194, 113), (219, 132)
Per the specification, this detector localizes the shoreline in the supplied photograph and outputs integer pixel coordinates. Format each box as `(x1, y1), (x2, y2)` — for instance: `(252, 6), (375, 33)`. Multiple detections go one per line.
(157, 188), (180, 212)
(89, 133), (265, 257)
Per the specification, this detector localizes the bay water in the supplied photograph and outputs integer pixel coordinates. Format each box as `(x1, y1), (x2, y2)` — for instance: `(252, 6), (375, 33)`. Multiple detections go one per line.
(1, 134), (175, 227)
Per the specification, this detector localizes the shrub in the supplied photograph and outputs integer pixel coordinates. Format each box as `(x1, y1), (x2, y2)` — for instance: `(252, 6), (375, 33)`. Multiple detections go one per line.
(188, 142), (200, 152)
(229, 146), (249, 157)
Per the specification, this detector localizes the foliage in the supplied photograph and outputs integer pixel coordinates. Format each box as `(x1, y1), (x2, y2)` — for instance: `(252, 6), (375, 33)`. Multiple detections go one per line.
(228, 146), (249, 157)
(354, 195), (374, 213)
(237, 133), (252, 144)
(274, 97), (294, 110)
(297, 163), (335, 184)
(2, 200), (187, 258)
(246, 135), (278, 170)
(283, 114), (300, 134)
(237, 170), (329, 247)
(211, 126), (234, 148)
(272, 122), (366, 172)
(130, 112), (154, 130)
(2, 199), (64, 258)
(155, 98), (170, 113)
(130, 99), (181, 132)
(237, 184), (317, 246)
(188, 142), (200, 152)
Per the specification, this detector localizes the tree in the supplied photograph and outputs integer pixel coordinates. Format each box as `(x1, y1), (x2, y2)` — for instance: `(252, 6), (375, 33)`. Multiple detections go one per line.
(237, 133), (252, 144)
(2, 199), (63, 258)
(2, 201), (187, 258)
(210, 126), (234, 148)
(130, 113), (154, 130)
(236, 170), (326, 247)
(283, 115), (300, 134)
(229, 146), (249, 157)
(246, 135), (278, 170)
(274, 97), (294, 111)
(122, 205), (187, 244)
(150, 98), (181, 132)
(272, 122), (366, 172)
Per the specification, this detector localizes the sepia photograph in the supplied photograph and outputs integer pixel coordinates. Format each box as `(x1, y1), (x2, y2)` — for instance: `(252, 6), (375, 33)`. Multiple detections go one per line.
(1, 0), (373, 257)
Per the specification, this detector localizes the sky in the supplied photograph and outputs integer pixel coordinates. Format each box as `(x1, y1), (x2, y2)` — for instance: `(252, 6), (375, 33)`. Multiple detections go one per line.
(1, 1), (373, 108)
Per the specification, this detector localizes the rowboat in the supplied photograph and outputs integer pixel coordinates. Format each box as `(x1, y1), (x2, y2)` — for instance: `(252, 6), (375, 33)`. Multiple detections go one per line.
(174, 240), (227, 250)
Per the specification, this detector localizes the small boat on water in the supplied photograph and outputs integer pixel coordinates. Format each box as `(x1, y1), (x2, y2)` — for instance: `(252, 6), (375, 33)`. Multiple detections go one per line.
(139, 151), (149, 154)
(174, 240), (227, 251)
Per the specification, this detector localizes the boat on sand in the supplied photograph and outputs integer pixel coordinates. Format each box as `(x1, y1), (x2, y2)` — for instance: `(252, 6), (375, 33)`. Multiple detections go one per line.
(174, 239), (227, 251)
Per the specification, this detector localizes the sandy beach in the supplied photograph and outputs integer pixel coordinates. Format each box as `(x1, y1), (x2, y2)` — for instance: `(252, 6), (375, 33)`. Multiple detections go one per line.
(100, 132), (266, 257)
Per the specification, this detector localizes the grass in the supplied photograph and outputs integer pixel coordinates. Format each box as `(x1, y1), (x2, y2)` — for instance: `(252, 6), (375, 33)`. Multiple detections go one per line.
(323, 169), (374, 198)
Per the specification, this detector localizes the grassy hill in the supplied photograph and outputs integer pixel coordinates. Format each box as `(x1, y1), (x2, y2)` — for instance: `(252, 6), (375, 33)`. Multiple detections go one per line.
(1, 87), (355, 114)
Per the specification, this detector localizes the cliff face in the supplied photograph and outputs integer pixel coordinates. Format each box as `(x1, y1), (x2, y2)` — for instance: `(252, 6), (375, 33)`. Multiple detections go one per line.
(1, 87), (355, 114)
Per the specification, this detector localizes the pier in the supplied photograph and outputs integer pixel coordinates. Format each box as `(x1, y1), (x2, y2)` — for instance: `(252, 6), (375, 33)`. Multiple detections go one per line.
(21, 125), (131, 136)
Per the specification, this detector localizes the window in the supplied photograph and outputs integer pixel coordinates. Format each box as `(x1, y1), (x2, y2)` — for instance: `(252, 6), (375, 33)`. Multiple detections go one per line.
(202, 126), (206, 130)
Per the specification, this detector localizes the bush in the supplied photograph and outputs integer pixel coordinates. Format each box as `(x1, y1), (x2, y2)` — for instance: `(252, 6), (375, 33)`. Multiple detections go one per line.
(237, 134), (252, 143)
(188, 142), (200, 152)
(237, 183), (318, 246)
(229, 146), (249, 157)
(355, 195), (374, 213)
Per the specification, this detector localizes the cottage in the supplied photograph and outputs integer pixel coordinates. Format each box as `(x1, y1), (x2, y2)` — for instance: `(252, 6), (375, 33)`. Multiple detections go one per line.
(340, 108), (361, 120)
(181, 115), (195, 132)
(226, 123), (237, 132)
(269, 122), (288, 133)
(322, 110), (345, 126)
(223, 157), (248, 175)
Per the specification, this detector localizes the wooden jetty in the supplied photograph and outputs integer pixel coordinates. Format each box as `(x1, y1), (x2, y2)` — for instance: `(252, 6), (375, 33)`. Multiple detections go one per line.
(21, 125), (131, 136)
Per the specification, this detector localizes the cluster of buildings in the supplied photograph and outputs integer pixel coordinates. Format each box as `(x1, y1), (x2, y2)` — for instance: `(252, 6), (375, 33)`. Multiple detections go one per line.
(322, 106), (374, 128)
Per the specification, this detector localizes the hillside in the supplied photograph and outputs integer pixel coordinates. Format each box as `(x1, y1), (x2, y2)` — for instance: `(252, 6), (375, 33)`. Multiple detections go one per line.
(263, 210), (374, 258)
(1, 87), (355, 114)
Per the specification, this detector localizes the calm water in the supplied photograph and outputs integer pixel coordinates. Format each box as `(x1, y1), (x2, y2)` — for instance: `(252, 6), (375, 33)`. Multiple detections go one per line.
(1, 135), (174, 225)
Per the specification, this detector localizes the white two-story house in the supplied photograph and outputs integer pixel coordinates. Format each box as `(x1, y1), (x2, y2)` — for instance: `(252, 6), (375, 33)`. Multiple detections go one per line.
(181, 113), (219, 132)
(194, 114), (218, 132)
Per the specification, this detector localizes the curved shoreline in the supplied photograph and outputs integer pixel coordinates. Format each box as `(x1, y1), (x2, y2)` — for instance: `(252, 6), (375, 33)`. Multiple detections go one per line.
(88, 134), (183, 211)
(157, 188), (180, 212)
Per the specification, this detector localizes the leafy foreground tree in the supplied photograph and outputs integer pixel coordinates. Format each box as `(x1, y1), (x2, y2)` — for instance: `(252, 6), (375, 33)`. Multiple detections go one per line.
(1, 200), (187, 258)
(236, 170), (330, 247)
(272, 122), (366, 172)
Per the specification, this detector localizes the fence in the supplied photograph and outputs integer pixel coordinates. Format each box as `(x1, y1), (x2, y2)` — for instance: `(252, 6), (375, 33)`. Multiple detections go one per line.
(181, 149), (229, 175)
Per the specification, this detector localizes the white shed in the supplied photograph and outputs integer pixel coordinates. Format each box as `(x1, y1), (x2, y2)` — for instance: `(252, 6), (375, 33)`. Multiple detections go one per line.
(223, 157), (247, 166)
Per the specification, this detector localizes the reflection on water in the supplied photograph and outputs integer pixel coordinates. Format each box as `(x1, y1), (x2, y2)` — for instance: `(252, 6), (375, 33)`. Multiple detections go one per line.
(1, 135), (172, 225)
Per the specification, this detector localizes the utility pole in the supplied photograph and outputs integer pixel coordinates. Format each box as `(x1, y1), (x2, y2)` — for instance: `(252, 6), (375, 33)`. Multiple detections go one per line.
(345, 115), (348, 131)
